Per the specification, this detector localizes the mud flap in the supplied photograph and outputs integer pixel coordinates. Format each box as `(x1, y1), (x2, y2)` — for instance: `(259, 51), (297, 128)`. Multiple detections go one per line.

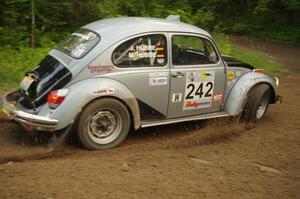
(47, 124), (73, 149)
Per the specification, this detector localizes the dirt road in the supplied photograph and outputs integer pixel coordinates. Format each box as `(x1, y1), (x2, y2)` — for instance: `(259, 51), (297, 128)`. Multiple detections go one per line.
(0, 37), (299, 199)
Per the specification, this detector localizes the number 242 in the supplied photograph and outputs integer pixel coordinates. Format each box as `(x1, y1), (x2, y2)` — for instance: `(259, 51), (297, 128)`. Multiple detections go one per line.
(185, 82), (213, 99)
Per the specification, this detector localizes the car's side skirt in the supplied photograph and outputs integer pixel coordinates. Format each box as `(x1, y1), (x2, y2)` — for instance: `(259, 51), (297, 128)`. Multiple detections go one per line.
(141, 112), (230, 128)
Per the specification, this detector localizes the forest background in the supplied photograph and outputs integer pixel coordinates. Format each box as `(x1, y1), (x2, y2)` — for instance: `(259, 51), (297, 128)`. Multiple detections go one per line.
(0, 0), (299, 87)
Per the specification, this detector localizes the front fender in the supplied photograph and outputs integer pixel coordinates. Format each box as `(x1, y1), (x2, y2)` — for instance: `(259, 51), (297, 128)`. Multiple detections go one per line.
(224, 72), (277, 116)
(39, 77), (141, 130)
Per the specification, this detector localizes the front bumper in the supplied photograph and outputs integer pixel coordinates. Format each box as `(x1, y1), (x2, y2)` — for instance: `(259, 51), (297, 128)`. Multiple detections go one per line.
(1, 91), (58, 130)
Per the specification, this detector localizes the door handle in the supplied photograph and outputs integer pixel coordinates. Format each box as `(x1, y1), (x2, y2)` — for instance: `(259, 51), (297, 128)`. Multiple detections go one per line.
(172, 72), (185, 78)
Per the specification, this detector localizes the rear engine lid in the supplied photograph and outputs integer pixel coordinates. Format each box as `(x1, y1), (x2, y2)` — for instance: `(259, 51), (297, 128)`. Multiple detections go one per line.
(19, 55), (72, 109)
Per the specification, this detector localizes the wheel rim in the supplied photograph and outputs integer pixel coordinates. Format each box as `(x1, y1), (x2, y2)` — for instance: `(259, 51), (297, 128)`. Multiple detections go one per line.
(256, 93), (269, 120)
(87, 110), (122, 144)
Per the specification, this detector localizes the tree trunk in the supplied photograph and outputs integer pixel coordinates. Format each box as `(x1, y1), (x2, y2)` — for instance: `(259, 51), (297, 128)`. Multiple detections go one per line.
(31, 0), (35, 48)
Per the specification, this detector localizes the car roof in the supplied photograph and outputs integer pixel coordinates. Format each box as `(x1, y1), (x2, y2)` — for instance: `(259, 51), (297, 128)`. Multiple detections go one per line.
(83, 17), (211, 40)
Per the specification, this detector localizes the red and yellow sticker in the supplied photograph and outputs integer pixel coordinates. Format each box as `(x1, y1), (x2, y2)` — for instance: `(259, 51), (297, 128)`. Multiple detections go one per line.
(156, 47), (164, 51)
(157, 54), (165, 58)
(227, 71), (235, 80)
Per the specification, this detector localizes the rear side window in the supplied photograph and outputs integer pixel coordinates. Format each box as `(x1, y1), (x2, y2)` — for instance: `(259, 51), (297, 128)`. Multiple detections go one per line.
(56, 29), (100, 59)
(112, 34), (167, 67)
(172, 35), (219, 65)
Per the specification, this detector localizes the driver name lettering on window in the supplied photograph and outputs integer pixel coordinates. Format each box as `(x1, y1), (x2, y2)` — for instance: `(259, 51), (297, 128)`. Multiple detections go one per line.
(112, 34), (167, 67)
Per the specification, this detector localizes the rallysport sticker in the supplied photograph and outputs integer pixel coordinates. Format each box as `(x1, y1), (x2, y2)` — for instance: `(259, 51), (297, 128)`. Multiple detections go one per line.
(183, 71), (215, 110)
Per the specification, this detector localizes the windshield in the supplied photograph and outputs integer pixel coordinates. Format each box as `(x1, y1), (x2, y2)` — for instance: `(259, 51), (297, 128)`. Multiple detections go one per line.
(56, 29), (100, 59)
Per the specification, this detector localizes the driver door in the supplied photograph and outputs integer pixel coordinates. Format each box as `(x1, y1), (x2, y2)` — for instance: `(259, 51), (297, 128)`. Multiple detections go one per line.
(167, 33), (226, 118)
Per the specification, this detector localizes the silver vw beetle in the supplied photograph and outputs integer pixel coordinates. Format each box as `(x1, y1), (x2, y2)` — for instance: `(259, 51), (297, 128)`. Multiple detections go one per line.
(1, 16), (280, 150)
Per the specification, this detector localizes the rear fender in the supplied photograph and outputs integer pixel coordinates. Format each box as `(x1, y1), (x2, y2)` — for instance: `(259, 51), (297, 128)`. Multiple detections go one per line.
(40, 78), (141, 130)
(224, 72), (277, 116)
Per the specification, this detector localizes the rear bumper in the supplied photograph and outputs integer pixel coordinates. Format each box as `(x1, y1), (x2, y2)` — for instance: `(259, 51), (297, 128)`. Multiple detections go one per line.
(1, 91), (58, 130)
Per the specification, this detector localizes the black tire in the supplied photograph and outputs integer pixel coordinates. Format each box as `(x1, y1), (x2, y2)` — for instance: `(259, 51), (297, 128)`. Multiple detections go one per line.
(77, 98), (131, 150)
(243, 84), (271, 123)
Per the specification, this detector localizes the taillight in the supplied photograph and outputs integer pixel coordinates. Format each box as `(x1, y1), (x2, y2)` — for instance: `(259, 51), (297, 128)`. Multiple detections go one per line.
(47, 89), (69, 109)
(253, 69), (265, 74)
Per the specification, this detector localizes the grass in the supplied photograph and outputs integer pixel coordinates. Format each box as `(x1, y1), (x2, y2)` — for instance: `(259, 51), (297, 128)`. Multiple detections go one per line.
(0, 34), (280, 89)
(0, 47), (51, 89)
(213, 33), (280, 74)
(251, 25), (300, 44)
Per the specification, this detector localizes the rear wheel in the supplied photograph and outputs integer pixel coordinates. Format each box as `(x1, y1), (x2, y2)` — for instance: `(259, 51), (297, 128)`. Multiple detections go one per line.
(243, 84), (271, 123)
(77, 98), (131, 150)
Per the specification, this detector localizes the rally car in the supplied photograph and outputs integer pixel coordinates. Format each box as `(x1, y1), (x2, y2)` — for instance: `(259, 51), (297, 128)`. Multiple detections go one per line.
(1, 16), (280, 150)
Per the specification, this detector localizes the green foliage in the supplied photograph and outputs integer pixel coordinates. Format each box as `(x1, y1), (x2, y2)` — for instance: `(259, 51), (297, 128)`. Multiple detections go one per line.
(214, 33), (280, 74)
(0, 0), (299, 47)
(0, 0), (289, 88)
(0, 47), (50, 88)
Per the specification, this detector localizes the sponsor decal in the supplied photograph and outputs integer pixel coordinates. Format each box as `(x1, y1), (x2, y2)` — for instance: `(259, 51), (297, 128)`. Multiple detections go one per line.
(149, 72), (169, 77)
(130, 44), (155, 51)
(236, 71), (241, 77)
(187, 72), (196, 82)
(149, 77), (168, 86)
(213, 93), (224, 104)
(157, 58), (165, 64)
(201, 72), (212, 80)
(156, 54), (165, 58)
(72, 32), (96, 41)
(106, 88), (115, 94)
(128, 44), (166, 60)
(227, 71), (235, 80)
(184, 100), (211, 110)
(253, 76), (264, 81)
(129, 51), (156, 60)
(183, 71), (215, 110)
(156, 47), (164, 51)
(93, 88), (115, 95)
(88, 65), (113, 73)
(201, 72), (207, 80)
(172, 93), (182, 102)
(71, 43), (86, 57)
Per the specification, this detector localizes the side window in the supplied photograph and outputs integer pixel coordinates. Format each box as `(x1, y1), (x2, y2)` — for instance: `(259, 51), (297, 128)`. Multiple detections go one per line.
(172, 35), (219, 65)
(112, 34), (167, 67)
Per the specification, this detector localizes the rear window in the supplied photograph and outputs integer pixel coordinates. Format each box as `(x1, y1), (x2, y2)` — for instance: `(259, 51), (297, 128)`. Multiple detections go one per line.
(56, 29), (100, 59)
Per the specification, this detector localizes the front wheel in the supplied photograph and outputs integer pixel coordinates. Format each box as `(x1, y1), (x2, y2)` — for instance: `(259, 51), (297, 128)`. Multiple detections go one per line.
(77, 98), (131, 150)
(243, 84), (271, 123)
